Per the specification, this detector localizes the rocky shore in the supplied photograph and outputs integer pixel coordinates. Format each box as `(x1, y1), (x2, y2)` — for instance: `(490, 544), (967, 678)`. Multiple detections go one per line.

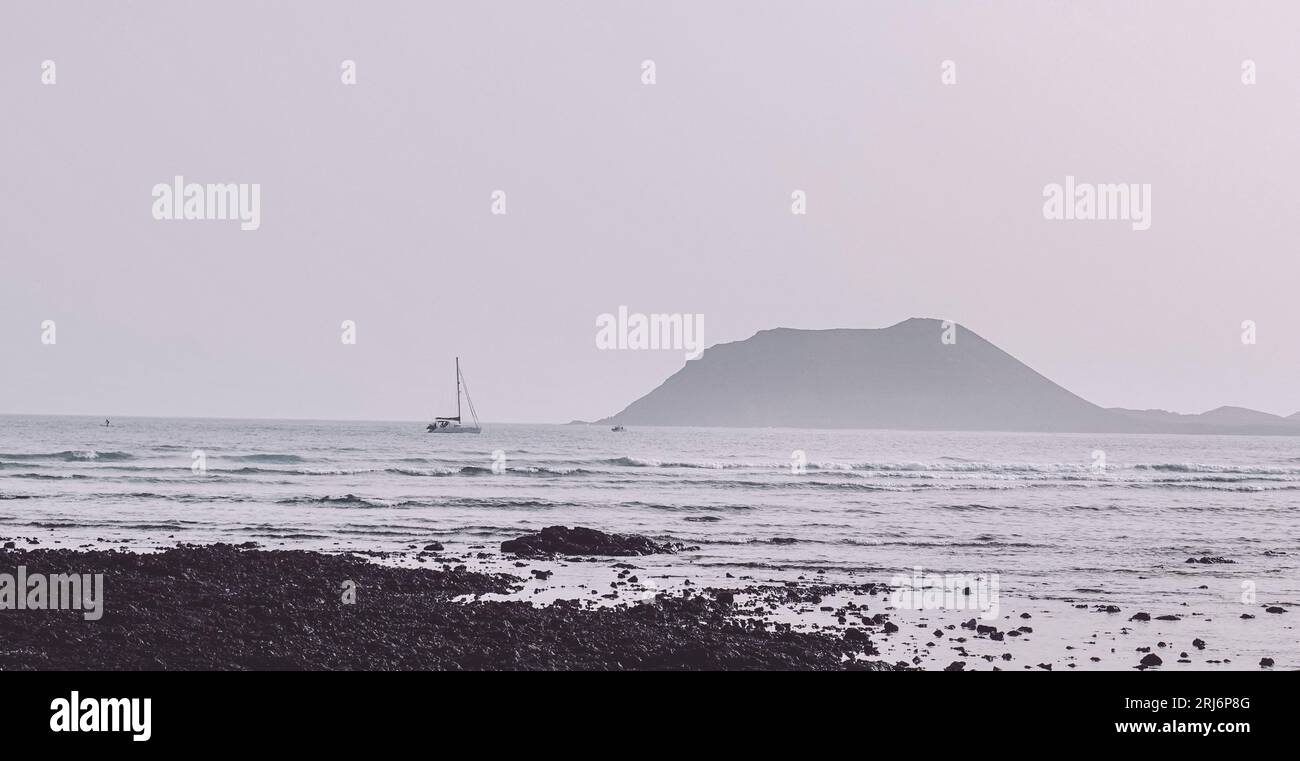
(0, 541), (889, 671)
(3, 524), (1287, 671)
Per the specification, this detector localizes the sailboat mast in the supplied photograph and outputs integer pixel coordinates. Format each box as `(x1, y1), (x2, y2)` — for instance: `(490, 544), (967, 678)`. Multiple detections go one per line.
(456, 356), (461, 420)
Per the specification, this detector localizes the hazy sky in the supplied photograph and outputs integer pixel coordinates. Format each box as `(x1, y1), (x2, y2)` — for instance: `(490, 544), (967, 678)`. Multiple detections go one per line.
(3, 1), (1299, 422)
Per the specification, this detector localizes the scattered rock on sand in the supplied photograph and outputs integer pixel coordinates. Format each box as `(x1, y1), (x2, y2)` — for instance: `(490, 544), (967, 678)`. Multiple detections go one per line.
(1139, 653), (1162, 668)
(1129, 612), (1151, 622)
(1260, 658), (1274, 668)
(0, 543), (892, 671)
(1185, 556), (1235, 564)
(501, 526), (685, 558)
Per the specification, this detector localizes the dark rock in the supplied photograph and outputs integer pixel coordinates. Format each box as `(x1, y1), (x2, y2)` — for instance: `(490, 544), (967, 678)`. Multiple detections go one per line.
(1129, 612), (1151, 622)
(1140, 653), (1162, 667)
(501, 526), (685, 558)
(1260, 658), (1274, 668)
(423, 542), (444, 552)
(1265, 606), (1286, 614)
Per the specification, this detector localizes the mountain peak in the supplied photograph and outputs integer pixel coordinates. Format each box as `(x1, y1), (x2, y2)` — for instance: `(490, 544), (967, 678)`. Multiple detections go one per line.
(599, 321), (1300, 435)
(601, 319), (1113, 431)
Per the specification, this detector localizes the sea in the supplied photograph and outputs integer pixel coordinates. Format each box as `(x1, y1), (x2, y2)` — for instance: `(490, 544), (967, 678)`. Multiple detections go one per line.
(2, 414), (1296, 669)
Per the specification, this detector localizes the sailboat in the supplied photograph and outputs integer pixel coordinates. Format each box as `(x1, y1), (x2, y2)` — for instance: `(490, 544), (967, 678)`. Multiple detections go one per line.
(426, 357), (482, 434)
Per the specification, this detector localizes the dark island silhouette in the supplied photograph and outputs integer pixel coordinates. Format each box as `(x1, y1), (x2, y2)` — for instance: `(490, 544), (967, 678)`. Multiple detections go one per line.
(596, 318), (1300, 435)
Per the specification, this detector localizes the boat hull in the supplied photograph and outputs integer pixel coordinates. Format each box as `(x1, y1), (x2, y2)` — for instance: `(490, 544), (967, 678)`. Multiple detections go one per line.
(426, 426), (482, 434)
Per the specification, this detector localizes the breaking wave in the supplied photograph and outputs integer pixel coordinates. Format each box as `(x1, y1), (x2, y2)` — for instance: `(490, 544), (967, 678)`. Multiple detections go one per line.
(0, 450), (134, 462)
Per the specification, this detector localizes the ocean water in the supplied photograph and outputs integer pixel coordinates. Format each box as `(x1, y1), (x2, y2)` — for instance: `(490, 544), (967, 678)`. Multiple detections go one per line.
(2, 415), (1297, 668)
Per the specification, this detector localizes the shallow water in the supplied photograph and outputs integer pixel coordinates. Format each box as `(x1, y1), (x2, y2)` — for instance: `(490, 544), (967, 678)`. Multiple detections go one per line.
(2, 415), (1296, 668)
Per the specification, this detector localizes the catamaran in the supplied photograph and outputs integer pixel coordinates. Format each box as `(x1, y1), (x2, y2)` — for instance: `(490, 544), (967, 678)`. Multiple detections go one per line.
(427, 357), (481, 434)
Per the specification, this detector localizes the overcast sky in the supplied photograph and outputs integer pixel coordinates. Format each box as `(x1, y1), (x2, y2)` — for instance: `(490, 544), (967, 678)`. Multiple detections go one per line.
(3, 1), (1299, 422)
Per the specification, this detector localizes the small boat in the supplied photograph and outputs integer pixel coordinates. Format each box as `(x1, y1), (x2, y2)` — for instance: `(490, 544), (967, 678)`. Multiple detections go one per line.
(611, 425), (626, 432)
(426, 358), (482, 434)
(102, 419), (111, 427)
